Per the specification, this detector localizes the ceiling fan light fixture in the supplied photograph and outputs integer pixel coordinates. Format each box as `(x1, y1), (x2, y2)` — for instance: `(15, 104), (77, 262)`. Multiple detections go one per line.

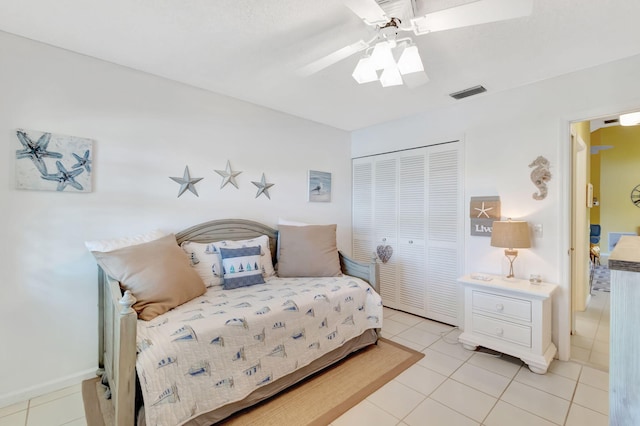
(352, 56), (378, 84)
(620, 111), (640, 126)
(403, 70), (430, 88)
(370, 41), (396, 70)
(397, 44), (424, 75)
(380, 66), (403, 87)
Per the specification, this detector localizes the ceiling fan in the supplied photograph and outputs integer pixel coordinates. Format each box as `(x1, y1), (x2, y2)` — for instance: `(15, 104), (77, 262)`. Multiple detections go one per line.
(300, 0), (533, 87)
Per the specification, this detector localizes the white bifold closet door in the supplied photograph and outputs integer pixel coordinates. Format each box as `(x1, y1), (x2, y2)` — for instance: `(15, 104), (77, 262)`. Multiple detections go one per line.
(352, 142), (463, 325)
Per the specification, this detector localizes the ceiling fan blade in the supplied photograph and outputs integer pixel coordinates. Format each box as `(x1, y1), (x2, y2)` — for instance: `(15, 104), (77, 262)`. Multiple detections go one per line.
(298, 39), (370, 76)
(411, 0), (533, 35)
(344, 0), (389, 25)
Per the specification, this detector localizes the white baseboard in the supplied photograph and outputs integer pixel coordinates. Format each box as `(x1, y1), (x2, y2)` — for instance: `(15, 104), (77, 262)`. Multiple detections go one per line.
(0, 368), (98, 409)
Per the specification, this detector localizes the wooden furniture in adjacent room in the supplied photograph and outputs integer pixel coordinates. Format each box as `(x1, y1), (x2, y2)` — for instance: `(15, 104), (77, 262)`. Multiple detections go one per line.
(457, 273), (558, 374)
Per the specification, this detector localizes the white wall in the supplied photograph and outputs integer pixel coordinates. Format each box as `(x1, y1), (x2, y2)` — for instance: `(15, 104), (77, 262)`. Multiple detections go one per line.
(0, 31), (352, 406)
(352, 53), (640, 360)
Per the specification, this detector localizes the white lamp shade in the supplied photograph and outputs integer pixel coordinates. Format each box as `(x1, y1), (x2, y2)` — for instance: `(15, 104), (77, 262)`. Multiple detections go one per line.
(352, 56), (378, 84)
(397, 45), (424, 75)
(370, 41), (396, 71)
(620, 111), (640, 126)
(380, 66), (403, 87)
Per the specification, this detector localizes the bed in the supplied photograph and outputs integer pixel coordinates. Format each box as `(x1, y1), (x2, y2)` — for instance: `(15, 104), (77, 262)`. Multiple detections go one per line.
(94, 219), (381, 425)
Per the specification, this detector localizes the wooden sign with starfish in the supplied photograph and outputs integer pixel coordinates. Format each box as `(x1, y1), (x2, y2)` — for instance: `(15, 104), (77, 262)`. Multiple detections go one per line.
(470, 196), (501, 236)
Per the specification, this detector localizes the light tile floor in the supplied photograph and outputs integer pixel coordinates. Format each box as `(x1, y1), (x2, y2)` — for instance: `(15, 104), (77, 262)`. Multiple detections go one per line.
(332, 307), (609, 426)
(0, 384), (86, 426)
(570, 290), (610, 371)
(1, 304), (610, 426)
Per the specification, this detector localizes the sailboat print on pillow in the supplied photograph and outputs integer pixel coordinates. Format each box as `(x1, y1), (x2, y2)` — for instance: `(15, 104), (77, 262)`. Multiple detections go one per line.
(220, 246), (265, 290)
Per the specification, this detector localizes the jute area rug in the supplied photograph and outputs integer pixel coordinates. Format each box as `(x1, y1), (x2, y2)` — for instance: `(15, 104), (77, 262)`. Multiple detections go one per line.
(83, 338), (423, 426)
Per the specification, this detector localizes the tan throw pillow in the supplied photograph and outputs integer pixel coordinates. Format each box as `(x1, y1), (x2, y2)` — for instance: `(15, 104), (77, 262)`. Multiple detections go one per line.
(92, 234), (206, 320)
(277, 224), (342, 277)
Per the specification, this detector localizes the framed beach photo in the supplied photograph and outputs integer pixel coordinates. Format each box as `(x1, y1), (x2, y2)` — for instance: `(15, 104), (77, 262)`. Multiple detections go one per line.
(308, 170), (331, 202)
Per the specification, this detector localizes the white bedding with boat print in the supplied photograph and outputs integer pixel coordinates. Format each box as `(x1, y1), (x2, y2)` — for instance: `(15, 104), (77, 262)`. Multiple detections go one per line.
(135, 275), (383, 426)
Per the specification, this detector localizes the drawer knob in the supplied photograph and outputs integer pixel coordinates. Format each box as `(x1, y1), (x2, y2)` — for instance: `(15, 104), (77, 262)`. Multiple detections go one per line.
(382, 238), (386, 242)
(496, 303), (504, 312)
(496, 328), (504, 336)
(409, 240), (413, 244)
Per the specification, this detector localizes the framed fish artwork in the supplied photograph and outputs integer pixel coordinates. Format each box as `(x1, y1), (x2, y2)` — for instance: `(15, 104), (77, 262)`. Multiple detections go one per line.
(14, 128), (93, 192)
(308, 170), (331, 202)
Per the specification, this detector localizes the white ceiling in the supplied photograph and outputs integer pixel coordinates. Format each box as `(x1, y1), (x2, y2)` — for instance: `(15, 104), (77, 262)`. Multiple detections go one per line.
(2, 0), (640, 131)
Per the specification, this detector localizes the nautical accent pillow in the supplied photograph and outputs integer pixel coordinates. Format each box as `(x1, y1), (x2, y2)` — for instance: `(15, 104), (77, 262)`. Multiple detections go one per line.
(277, 224), (342, 277)
(91, 234), (206, 320)
(213, 235), (276, 277)
(180, 241), (224, 288)
(220, 246), (265, 290)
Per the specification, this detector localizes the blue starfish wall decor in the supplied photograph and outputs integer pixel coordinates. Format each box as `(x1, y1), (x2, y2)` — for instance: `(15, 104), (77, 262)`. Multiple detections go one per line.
(41, 160), (85, 191)
(14, 129), (93, 192)
(170, 166), (203, 197)
(71, 150), (92, 173)
(251, 173), (274, 199)
(15, 130), (63, 175)
(214, 160), (242, 189)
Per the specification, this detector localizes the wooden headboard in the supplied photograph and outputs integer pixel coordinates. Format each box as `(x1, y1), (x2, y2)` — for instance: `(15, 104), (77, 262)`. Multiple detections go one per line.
(175, 219), (279, 265)
(173, 218), (378, 289)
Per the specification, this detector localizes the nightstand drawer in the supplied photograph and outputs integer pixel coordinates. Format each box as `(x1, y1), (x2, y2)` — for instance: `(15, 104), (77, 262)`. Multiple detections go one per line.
(472, 313), (532, 348)
(472, 290), (532, 322)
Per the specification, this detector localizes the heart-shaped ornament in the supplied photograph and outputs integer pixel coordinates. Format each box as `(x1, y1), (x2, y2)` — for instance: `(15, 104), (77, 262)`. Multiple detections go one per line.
(376, 245), (393, 263)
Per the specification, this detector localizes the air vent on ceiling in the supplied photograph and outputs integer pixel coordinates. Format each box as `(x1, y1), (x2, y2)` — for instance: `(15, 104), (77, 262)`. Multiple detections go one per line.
(449, 85), (487, 100)
(604, 118), (619, 124)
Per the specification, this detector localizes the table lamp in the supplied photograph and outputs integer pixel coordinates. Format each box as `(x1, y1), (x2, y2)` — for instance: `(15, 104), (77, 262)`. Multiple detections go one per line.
(491, 219), (531, 278)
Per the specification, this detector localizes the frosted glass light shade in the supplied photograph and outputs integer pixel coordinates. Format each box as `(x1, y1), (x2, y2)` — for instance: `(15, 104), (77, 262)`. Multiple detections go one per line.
(380, 66), (403, 87)
(352, 56), (378, 84)
(370, 41), (396, 71)
(620, 111), (640, 126)
(397, 45), (424, 75)
(403, 70), (429, 88)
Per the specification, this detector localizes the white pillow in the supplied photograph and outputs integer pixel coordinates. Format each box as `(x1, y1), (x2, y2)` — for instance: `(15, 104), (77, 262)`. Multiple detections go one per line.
(278, 218), (310, 227)
(180, 241), (224, 288)
(85, 229), (166, 253)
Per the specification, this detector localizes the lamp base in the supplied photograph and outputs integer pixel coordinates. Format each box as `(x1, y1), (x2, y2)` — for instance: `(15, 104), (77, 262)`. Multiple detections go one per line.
(504, 249), (519, 279)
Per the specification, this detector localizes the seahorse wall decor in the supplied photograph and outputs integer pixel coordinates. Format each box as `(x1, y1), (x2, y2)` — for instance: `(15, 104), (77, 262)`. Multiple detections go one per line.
(529, 156), (552, 200)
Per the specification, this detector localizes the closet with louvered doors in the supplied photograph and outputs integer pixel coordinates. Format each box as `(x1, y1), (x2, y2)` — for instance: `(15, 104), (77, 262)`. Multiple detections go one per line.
(352, 142), (463, 326)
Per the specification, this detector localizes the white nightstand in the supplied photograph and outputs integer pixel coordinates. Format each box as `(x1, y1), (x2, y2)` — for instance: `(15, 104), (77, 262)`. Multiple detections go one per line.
(457, 274), (558, 374)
